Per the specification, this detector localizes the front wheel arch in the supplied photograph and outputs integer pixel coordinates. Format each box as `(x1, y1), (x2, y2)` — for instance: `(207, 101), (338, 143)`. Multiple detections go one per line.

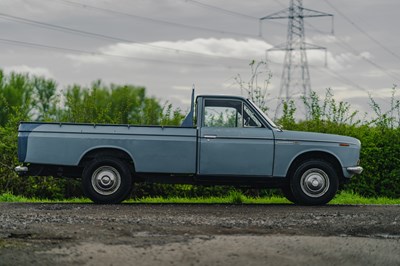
(286, 151), (344, 183)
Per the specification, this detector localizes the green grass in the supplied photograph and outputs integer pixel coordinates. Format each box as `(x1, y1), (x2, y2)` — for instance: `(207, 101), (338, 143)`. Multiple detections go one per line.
(0, 191), (399, 204)
(0, 192), (91, 203)
(330, 191), (400, 205)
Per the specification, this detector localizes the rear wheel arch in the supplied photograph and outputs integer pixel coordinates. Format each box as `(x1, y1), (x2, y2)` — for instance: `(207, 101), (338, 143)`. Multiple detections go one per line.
(79, 148), (135, 173)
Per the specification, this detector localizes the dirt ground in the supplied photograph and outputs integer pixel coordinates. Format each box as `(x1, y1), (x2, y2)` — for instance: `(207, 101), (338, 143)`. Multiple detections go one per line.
(0, 203), (399, 265)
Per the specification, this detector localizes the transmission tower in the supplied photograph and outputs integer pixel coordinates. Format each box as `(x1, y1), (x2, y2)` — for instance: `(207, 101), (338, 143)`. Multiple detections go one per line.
(260, 0), (333, 109)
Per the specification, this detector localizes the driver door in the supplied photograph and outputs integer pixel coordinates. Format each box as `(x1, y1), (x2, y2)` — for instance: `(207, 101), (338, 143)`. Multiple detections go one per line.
(198, 98), (274, 176)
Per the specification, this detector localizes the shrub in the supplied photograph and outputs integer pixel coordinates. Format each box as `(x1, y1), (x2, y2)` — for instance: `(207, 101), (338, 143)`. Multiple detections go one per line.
(0, 69), (399, 199)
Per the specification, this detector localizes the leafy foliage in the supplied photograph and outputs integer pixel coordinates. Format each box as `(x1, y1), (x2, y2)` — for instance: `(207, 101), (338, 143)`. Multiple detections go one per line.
(277, 86), (400, 198)
(0, 71), (183, 199)
(0, 68), (399, 199)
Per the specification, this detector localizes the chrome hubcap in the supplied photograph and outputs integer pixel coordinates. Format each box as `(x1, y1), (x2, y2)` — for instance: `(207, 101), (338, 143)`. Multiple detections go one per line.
(91, 166), (121, 196)
(300, 168), (330, 198)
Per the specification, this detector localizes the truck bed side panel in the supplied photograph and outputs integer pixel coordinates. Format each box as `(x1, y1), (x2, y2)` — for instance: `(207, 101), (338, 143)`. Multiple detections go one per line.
(21, 123), (197, 174)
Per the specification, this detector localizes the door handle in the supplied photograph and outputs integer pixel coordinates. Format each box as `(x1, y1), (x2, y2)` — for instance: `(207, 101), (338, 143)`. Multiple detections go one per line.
(204, 135), (217, 139)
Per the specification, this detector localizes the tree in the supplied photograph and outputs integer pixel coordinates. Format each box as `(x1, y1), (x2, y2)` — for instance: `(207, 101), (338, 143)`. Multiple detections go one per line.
(32, 76), (58, 121)
(0, 71), (33, 126)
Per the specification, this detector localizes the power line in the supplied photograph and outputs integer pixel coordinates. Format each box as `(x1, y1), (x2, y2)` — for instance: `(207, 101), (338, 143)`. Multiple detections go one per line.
(184, 0), (258, 20)
(164, 1), (400, 97)
(314, 66), (366, 92)
(182, 0), (290, 30)
(49, 0), (257, 38)
(298, 3), (400, 82)
(0, 37), (247, 69)
(184, 0), (336, 35)
(265, 14), (395, 103)
(262, 0), (332, 104)
(271, 0), (287, 8)
(304, 22), (400, 83)
(41, 0), (290, 61)
(333, 36), (400, 82)
(4, 1), (395, 92)
(0, 12), (252, 62)
(323, 0), (400, 62)
(311, 65), (393, 105)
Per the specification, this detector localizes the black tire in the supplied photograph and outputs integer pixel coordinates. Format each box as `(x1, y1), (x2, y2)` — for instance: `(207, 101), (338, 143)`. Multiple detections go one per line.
(82, 157), (133, 204)
(289, 159), (339, 205)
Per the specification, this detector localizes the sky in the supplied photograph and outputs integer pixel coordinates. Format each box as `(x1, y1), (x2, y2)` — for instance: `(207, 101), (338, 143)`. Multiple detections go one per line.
(0, 0), (399, 117)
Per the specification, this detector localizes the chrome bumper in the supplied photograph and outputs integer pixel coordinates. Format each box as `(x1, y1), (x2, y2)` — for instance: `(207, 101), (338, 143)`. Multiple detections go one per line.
(346, 166), (363, 175)
(15, 166), (28, 174)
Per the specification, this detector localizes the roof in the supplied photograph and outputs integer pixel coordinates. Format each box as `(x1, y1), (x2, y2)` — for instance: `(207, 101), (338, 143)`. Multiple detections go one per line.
(196, 94), (248, 100)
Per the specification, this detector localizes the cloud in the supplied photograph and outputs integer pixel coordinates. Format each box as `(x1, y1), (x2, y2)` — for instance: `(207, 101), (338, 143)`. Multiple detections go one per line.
(265, 45), (369, 71)
(3, 65), (54, 78)
(362, 70), (387, 78)
(0, 0), (118, 20)
(172, 85), (192, 91)
(66, 54), (109, 65)
(309, 35), (352, 44)
(65, 37), (374, 75)
(67, 38), (273, 64)
(0, 0), (68, 18)
(360, 52), (372, 59)
(0, 0), (43, 15)
(329, 86), (369, 100)
(324, 51), (372, 71)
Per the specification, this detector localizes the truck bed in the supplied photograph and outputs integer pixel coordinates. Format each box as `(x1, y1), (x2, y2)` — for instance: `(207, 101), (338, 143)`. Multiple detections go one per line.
(18, 122), (197, 174)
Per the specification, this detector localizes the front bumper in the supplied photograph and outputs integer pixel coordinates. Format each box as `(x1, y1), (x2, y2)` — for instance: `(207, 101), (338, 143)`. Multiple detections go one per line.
(15, 165), (29, 175)
(346, 166), (363, 175)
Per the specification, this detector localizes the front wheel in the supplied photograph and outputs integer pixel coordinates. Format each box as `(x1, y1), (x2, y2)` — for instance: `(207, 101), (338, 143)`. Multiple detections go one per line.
(289, 159), (339, 205)
(82, 157), (133, 204)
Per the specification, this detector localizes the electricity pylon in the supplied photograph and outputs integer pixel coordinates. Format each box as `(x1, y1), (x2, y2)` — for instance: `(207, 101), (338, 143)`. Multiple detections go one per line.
(260, 0), (333, 113)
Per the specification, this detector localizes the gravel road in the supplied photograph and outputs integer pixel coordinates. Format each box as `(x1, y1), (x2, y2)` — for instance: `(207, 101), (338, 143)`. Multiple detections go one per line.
(0, 203), (399, 266)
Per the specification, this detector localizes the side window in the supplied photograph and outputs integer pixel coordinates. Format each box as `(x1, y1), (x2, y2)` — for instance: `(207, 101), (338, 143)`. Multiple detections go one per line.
(204, 99), (243, 127)
(243, 104), (262, 127)
(203, 99), (263, 128)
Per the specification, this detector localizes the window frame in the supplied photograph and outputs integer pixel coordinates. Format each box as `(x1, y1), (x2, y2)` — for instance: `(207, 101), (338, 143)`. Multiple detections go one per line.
(202, 98), (264, 128)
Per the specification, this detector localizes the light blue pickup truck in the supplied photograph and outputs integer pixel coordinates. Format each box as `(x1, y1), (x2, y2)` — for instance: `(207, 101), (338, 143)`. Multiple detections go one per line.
(15, 92), (363, 205)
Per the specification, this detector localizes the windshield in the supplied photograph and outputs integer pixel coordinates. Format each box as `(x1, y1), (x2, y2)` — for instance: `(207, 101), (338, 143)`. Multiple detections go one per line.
(248, 100), (279, 129)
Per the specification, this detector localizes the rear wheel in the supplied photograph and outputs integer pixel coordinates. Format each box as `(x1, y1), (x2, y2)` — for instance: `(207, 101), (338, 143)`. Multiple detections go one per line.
(289, 159), (339, 205)
(82, 157), (132, 204)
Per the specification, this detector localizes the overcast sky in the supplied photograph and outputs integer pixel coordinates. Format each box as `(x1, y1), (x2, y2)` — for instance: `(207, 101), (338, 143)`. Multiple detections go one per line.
(0, 0), (399, 117)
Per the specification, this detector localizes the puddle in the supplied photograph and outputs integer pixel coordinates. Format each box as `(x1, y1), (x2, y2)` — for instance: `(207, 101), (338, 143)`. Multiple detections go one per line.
(8, 233), (32, 239)
(373, 234), (400, 239)
(339, 233), (400, 240)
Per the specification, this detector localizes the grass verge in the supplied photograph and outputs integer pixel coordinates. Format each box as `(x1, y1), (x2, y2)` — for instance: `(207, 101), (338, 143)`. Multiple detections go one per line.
(0, 191), (399, 204)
